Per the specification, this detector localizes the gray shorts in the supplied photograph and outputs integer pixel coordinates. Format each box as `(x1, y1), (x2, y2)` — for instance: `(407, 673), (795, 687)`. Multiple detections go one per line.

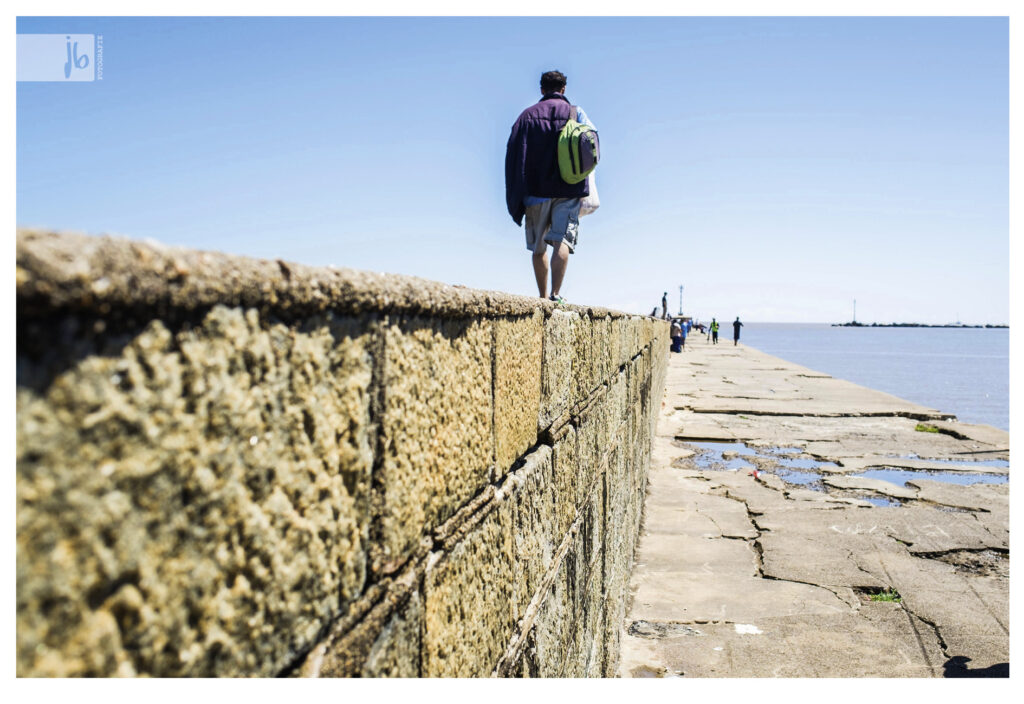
(524, 197), (581, 254)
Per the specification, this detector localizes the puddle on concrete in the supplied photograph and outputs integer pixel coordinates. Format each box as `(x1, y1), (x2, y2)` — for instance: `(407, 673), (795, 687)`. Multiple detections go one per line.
(767, 456), (843, 493)
(853, 468), (1009, 487)
(775, 468), (825, 488)
(686, 441), (756, 471)
(684, 441), (839, 483)
(681, 442), (1006, 509)
(860, 496), (903, 508)
(689, 441), (756, 456)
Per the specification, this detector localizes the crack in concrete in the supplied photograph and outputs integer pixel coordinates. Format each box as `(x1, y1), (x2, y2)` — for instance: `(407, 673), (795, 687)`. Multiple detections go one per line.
(901, 603), (951, 667)
(896, 601), (941, 677)
(714, 488), (858, 608)
(686, 461), (1006, 676)
(712, 484), (911, 614)
(913, 546), (1009, 560)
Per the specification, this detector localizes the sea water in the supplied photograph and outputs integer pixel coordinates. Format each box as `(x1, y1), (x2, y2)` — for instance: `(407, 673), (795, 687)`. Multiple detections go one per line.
(738, 323), (1008, 431)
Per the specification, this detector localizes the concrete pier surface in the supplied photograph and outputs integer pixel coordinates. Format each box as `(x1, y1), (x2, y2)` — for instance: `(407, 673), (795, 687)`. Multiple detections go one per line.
(619, 341), (1009, 678)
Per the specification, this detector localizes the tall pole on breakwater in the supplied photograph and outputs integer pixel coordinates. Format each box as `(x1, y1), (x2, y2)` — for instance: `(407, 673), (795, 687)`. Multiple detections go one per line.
(678, 285), (683, 316)
(853, 299), (857, 324)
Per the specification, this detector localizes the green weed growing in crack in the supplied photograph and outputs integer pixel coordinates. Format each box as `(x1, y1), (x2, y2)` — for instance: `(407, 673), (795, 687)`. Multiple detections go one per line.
(914, 423), (940, 433)
(869, 588), (902, 603)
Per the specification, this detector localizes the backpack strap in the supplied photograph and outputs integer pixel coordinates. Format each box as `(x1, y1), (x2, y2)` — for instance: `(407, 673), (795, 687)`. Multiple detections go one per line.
(569, 104), (578, 124)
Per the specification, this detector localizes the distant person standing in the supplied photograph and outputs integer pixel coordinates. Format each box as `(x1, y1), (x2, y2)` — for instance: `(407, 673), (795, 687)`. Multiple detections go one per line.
(662, 292), (668, 319)
(505, 70), (596, 304)
(733, 316), (744, 346)
(710, 318), (719, 344)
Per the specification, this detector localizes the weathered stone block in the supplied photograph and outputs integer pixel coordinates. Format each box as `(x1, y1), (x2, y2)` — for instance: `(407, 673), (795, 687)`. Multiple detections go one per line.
(580, 554), (606, 678)
(530, 542), (574, 677)
(641, 317), (654, 349)
(580, 471), (605, 583)
(601, 441), (632, 677)
(552, 425), (580, 537)
(17, 306), (375, 677)
(539, 310), (577, 432)
(628, 349), (644, 410)
(591, 315), (612, 392)
(571, 314), (595, 407)
(619, 318), (635, 366)
(606, 368), (627, 444)
(609, 317), (624, 370)
(563, 513), (604, 678)
(575, 405), (603, 503)
(494, 312), (543, 476)
(512, 628), (540, 678)
(360, 590), (422, 677)
(376, 315), (493, 573)
(422, 501), (515, 677)
(583, 483), (606, 675)
(506, 446), (557, 622)
(312, 571), (422, 678)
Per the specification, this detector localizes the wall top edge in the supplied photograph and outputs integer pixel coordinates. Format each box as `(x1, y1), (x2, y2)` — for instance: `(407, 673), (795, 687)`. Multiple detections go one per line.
(17, 229), (656, 322)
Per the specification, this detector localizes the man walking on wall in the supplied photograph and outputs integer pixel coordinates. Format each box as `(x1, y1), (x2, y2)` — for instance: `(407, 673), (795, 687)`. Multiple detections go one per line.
(733, 316), (744, 346)
(505, 70), (594, 303)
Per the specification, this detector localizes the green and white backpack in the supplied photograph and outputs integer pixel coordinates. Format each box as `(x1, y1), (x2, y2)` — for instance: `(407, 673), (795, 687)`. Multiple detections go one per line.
(558, 106), (600, 185)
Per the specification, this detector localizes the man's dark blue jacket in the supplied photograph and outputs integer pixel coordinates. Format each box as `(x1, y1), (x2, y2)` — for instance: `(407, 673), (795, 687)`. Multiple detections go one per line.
(505, 93), (590, 226)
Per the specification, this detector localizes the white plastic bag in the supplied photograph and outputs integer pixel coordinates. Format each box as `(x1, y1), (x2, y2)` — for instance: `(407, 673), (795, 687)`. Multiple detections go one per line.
(580, 172), (600, 217)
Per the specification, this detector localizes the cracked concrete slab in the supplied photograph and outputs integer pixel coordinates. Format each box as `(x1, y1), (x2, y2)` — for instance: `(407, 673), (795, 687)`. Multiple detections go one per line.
(620, 342), (1009, 678)
(904, 479), (1005, 513)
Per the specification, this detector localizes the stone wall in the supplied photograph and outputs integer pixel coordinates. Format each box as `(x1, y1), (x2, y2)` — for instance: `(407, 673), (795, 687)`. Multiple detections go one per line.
(16, 230), (669, 677)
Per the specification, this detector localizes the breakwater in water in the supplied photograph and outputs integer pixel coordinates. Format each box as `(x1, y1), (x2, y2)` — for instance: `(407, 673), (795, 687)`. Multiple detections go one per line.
(16, 230), (669, 677)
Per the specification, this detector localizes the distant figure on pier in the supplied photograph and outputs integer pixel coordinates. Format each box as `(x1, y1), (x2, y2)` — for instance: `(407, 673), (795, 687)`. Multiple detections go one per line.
(650, 307), (658, 317)
(670, 319), (683, 352)
(505, 70), (597, 305)
(662, 292), (668, 319)
(710, 318), (719, 344)
(733, 316), (743, 346)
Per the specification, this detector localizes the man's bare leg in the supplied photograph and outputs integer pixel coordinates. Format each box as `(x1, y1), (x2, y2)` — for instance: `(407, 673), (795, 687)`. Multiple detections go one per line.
(550, 240), (569, 297)
(532, 243), (549, 298)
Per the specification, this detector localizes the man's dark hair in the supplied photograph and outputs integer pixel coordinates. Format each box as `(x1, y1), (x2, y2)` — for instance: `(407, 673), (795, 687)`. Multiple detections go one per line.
(540, 70), (567, 94)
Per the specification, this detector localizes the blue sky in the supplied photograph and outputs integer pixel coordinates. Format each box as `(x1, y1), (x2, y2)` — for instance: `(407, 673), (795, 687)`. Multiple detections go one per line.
(16, 16), (1009, 323)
